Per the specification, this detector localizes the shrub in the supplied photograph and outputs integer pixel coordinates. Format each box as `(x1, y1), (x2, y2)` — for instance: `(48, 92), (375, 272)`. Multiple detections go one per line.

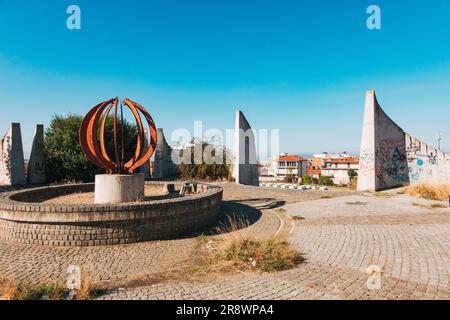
(44, 114), (138, 183)
(195, 215), (303, 274)
(221, 238), (302, 272)
(301, 174), (313, 184)
(319, 175), (334, 186)
(405, 184), (450, 201)
(347, 169), (357, 180)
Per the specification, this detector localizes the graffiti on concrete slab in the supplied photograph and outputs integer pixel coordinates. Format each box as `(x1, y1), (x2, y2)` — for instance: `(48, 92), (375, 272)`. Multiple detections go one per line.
(376, 139), (409, 185)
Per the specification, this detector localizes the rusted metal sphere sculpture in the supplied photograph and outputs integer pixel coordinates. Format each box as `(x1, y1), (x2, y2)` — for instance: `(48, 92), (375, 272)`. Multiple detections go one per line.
(79, 98), (157, 174)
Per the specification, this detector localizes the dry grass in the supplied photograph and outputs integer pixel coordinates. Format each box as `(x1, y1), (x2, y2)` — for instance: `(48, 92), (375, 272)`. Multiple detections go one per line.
(215, 212), (251, 235)
(0, 275), (99, 300)
(412, 202), (447, 210)
(220, 237), (303, 272)
(372, 192), (393, 198)
(195, 214), (303, 274)
(406, 183), (450, 201)
(346, 201), (368, 206)
(0, 278), (66, 300)
(431, 203), (447, 209)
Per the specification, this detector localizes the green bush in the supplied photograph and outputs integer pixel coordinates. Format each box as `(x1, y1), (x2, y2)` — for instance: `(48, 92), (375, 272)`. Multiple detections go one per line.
(301, 174), (313, 184)
(319, 175), (334, 186)
(347, 169), (357, 180)
(44, 114), (138, 183)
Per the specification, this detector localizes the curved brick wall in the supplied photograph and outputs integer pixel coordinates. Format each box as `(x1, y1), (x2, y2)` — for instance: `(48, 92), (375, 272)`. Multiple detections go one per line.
(0, 182), (223, 246)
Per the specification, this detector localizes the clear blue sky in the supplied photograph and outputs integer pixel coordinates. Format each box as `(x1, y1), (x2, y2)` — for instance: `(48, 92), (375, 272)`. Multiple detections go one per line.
(1, 0), (450, 157)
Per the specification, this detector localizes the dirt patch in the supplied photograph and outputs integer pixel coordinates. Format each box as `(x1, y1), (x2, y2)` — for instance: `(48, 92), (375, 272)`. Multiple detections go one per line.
(43, 185), (182, 204)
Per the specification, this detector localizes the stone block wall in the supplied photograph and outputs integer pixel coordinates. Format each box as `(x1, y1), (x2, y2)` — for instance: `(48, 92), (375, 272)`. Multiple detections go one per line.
(0, 182), (222, 246)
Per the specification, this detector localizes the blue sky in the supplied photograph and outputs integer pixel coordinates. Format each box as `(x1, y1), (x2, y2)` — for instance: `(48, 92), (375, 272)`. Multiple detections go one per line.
(1, 0), (450, 157)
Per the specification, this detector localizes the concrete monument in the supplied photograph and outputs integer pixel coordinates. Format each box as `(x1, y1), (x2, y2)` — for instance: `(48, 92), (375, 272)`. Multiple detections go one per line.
(27, 124), (46, 184)
(358, 90), (450, 191)
(152, 128), (178, 180)
(0, 123), (26, 185)
(138, 128), (152, 180)
(232, 110), (259, 186)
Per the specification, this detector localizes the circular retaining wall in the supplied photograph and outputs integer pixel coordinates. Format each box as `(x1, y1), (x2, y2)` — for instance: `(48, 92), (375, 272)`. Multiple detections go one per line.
(0, 181), (223, 247)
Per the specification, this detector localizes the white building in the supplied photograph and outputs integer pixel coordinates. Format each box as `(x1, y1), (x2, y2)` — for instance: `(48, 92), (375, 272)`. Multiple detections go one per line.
(320, 157), (359, 185)
(270, 154), (308, 177)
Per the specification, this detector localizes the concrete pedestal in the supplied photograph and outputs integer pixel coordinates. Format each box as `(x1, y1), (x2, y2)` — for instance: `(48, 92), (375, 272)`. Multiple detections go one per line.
(95, 174), (145, 204)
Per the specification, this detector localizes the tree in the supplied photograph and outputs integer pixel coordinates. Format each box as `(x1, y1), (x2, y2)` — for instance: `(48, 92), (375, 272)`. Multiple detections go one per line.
(44, 114), (138, 183)
(178, 139), (231, 181)
(347, 169), (358, 181)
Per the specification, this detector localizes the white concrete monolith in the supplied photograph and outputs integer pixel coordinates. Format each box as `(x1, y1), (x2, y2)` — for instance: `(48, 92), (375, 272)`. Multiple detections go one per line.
(232, 110), (259, 186)
(95, 174), (145, 204)
(27, 124), (46, 184)
(153, 128), (178, 179)
(0, 123), (26, 185)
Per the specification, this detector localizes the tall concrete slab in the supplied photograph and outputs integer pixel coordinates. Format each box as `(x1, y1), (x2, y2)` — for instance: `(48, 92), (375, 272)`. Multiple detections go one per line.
(152, 128), (178, 180)
(0, 123), (26, 185)
(358, 90), (450, 191)
(405, 133), (450, 185)
(137, 128), (152, 180)
(232, 110), (259, 186)
(27, 124), (46, 184)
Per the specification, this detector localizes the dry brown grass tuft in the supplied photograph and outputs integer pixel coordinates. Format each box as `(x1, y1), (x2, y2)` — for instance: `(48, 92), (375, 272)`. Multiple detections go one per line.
(215, 213), (250, 235)
(0, 274), (99, 300)
(0, 278), (65, 300)
(406, 184), (450, 201)
(195, 214), (303, 274)
(0, 277), (19, 300)
(220, 237), (303, 272)
(412, 202), (447, 210)
(74, 275), (97, 300)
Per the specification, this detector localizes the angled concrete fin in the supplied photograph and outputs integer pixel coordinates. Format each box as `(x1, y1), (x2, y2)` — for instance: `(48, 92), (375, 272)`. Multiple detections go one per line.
(232, 110), (259, 186)
(358, 91), (450, 191)
(153, 128), (178, 180)
(0, 123), (26, 185)
(27, 124), (46, 184)
(137, 128), (152, 180)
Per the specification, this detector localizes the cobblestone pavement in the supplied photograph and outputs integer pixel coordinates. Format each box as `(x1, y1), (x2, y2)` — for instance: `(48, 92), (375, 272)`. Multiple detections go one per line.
(1, 183), (449, 299)
(102, 186), (450, 300)
(0, 183), (283, 286)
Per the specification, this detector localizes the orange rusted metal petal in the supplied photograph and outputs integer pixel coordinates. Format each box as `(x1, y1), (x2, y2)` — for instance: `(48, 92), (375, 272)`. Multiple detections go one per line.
(80, 97), (157, 175)
(122, 98), (157, 173)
